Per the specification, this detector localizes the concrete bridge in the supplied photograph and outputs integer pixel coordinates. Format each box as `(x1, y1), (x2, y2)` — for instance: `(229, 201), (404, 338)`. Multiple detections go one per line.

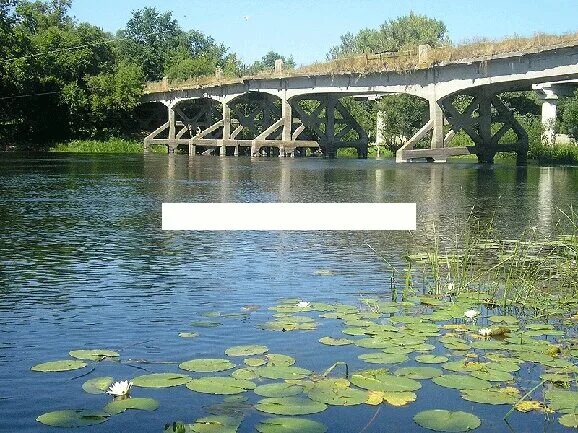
(141, 43), (578, 163)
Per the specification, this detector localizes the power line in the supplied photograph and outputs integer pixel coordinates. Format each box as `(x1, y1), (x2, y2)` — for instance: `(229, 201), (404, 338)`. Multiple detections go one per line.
(0, 91), (59, 101)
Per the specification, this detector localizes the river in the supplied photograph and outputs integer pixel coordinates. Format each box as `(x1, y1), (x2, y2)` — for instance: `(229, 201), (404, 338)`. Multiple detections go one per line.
(0, 154), (577, 433)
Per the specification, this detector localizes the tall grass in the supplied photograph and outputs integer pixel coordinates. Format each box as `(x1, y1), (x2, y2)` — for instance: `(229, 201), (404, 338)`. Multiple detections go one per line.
(405, 208), (578, 313)
(51, 138), (166, 154)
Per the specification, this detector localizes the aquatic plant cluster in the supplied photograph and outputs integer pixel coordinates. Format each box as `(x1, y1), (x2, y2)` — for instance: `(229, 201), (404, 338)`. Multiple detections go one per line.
(31, 285), (578, 432)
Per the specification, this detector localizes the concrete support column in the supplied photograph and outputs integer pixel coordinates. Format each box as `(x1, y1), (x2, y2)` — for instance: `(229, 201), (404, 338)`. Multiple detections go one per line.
(375, 111), (385, 147)
(325, 96), (337, 158)
(222, 102), (231, 157)
(430, 100), (445, 149)
(168, 104), (176, 154)
(541, 98), (558, 145)
(281, 97), (292, 142)
(189, 143), (196, 156)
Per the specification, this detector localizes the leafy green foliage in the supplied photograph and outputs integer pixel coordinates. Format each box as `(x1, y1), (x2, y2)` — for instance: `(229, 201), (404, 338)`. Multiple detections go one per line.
(329, 12), (448, 59)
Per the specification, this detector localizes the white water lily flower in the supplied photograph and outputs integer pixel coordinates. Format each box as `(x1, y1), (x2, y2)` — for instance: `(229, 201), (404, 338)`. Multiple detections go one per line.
(107, 380), (132, 397)
(297, 301), (311, 308)
(464, 310), (480, 320)
(479, 328), (492, 338)
(447, 283), (455, 292)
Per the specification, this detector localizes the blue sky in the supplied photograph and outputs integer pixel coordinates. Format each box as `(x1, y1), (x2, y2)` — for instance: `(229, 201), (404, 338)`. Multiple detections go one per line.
(69, 0), (578, 65)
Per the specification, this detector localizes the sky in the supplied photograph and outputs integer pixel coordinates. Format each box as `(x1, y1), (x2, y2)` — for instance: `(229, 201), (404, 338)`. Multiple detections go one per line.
(69, 0), (578, 65)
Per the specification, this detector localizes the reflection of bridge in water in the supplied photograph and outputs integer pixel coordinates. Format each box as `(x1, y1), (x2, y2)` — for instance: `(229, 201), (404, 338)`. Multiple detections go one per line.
(142, 44), (578, 164)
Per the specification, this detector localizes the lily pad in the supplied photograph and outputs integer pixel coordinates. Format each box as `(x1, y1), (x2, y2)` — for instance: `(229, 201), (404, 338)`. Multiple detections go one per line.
(433, 375), (491, 390)
(179, 332), (200, 339)
(546, 389), (578, 413)
(488, 316), (518, 324)
(395, 367), (442, 380)
(104, 397), (159, 415)
(225, 345), (268, 357)
(255, 397), (327, 416)
(82, 376), (114, 394)
(179, 359), (236, 373)
(177, 415), (242, 433)
(254, 383), (304, 398)
(416, 355), (449, 364)
(132, 373), (191, 388)
(256, 366), (311, 380)
(319, 337), (352, 346)
(461, 388), (519, 405)
(186, 377), (256, 395)
(350, 370), (421, 392)
(244, 358), (267, 367)
(256, 417), (327, 433)
(306, 379), (367, 406)
(559, 414), (578, 428)
(32, 360), (87, 372)
(37, 410), (108, 427)
(382, 391), (417, 407)
(69, 349), (119, 361)
(267, 354), (296, 367)
(414, 410), (481, 432)
(359, 353), (408, 364)
(191, 321), (221, 328)
(470, 369), (513, 382)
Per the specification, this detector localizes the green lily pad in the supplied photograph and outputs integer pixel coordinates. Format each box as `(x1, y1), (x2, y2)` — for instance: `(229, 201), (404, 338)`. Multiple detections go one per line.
(82, 376), (114, 394)
(132, 373), (191, 388)
(350, 369), (421, 392)
(306, 379), (367, 406)
(32, 360), (87, 372)
(559, 414), (578, 428)
(546, 389), (578, 413)
(416, 355), (449, 364)
(395, 367), (442, 380)
(186, 377), (256, 395)
(319, 337), (352, 346)
(414, 410), (481, 432)
(244, 358), (267, 367)
(256, 366), (311, 380)
(267, 354), (296, 367)
(488, 316), (518, 324)
(179, 359), (236, 373)
(470, 369), (513, 382)
(433, 375), (491, 390)
(256, 417), (327, 433)
(179, 332), (200, 339)
(37, 410), (108, 427)
(191, 321), (221, 328)
(254, 383), (304, 398)
(232, 368), (258, 380)
(358, 353), (408, 364)
(69, 349), (119, 361)
(172, 415), (242, 433)
(255, 397), (327, 416)
(105, 397), (159, 415)
(225, 345), (268, 357)
(461, 388), (519, 405)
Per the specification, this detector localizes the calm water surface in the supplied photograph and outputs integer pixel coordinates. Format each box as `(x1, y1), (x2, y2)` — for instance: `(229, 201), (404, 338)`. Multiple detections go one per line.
(1, 154), (577, 433)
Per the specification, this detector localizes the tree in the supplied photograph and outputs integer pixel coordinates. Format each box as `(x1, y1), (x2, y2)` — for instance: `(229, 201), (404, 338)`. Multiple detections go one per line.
(329, 12), (449, 59)
(246, 51), (296, 75)
(560, 89), (578, 140)
(376, 94), (428, 151)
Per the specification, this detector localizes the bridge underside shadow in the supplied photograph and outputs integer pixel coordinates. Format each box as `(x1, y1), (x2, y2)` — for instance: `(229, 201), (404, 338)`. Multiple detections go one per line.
(396, 86), (529, 164)
(143, 93), (369, 158)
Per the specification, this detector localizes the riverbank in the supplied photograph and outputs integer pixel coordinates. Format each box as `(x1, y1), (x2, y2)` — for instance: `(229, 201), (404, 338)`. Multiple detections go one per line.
(47, 138), (578, 165)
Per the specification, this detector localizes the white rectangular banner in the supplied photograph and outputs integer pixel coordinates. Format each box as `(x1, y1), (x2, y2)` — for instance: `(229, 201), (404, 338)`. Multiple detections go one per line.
(162, 203), (416, 231)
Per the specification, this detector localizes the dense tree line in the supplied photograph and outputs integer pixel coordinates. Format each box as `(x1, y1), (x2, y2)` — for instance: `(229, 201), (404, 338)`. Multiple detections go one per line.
(0, 1), (293, 146)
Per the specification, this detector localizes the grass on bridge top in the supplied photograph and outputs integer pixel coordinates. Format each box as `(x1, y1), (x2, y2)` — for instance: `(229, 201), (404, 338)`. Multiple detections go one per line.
(145, 31), (578, 94)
